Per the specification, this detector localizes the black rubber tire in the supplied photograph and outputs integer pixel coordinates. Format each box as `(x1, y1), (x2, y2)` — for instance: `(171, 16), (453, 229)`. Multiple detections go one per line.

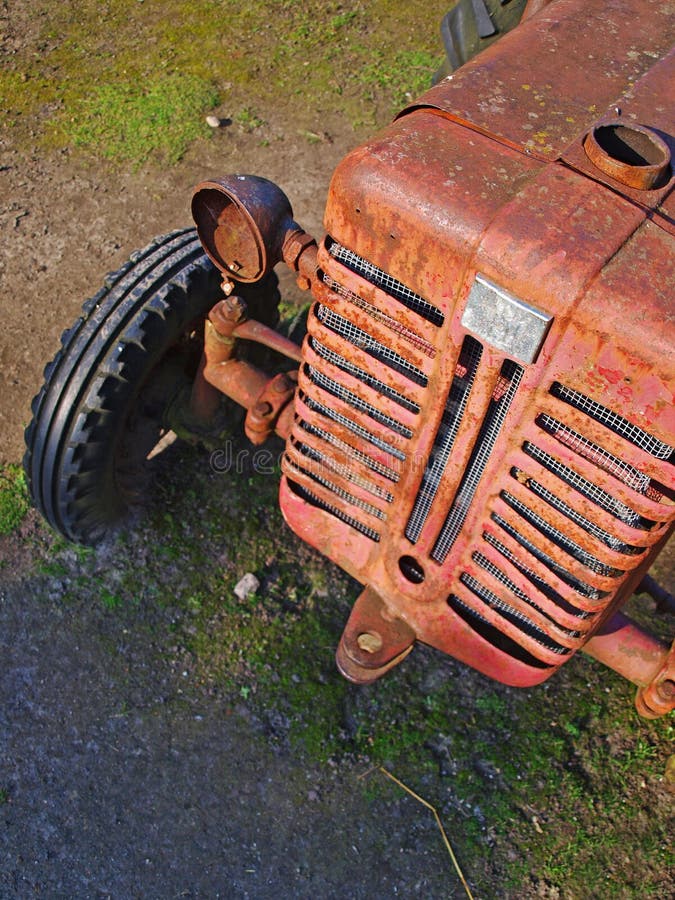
(433, 0), (527, 83)
(24, 228), (278, 544)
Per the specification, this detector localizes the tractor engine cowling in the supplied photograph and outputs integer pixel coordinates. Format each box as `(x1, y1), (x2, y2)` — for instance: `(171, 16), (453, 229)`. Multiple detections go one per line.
(278, 0), (675, 712)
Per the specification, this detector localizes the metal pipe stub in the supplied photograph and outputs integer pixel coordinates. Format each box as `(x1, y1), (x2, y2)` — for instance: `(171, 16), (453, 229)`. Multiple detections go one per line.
(583, 122), (671, 191)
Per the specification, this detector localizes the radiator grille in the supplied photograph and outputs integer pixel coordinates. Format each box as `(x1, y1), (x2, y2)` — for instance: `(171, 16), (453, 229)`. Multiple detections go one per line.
(286, 241), (441, 543)
(467, 379), (675, 663)
(285, 247), (673, 674)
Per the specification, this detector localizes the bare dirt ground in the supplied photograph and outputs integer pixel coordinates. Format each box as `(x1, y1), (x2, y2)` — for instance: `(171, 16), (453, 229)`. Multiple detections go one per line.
(0, 116), (345, 465)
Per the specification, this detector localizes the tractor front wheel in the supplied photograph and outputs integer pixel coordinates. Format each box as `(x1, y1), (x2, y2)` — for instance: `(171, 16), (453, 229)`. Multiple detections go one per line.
(24, 228), (278, 544)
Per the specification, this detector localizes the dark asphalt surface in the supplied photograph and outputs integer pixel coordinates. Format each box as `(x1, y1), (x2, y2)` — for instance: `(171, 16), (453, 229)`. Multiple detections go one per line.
(0, 572), (458, 898)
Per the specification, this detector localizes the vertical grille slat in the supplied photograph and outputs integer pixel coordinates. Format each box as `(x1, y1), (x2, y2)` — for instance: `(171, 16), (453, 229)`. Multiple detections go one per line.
(406, 336), (482, 543)
(432, 360), (524, 562)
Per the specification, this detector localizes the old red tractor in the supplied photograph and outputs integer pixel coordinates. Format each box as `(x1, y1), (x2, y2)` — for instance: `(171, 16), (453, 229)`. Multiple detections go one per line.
(25, 0), (674, 717)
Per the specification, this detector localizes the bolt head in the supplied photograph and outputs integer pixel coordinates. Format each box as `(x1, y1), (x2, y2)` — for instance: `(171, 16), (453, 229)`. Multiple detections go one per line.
(254, 401), (273, 417)
(357, 632), (383, 654)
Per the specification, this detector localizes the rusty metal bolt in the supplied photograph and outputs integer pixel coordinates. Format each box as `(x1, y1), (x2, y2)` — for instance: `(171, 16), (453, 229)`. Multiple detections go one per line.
(224, 294), (248, 320)
(209, 295), (249, 336)
(281, 228), (317, 270)
(357, 632), (384, 654)
(253, 401), (273, 418)
(657, 679), (675, 700)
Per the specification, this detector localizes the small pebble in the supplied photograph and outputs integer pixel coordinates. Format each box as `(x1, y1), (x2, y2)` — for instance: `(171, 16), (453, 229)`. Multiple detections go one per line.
(234, 573), (260, 601)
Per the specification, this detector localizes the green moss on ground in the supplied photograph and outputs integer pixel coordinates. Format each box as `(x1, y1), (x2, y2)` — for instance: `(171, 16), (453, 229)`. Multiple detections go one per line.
(3, 0), (447, 166)
(0, 465), (30, 535)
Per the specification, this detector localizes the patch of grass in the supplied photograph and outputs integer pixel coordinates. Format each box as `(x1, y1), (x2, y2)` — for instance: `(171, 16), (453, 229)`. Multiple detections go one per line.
(100, 587), (124, 610)
(360, 49), (440, 111)
(234, 106), (265, 133)
(3, 0), (448, 165)
(0, 465), (30, 535)
(64, 73), (219, 167)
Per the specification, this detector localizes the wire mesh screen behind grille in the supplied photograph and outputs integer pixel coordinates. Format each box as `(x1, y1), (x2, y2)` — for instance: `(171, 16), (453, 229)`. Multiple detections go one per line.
(551, 382), (674, 460)
(490, 512), (606, 601)
(512, 468), (642, 555)
(482, 530), (596, 617)
(464, 379), (675, 664)
(310, 338), (420, 414)
(286, 241), (442, 545)
(328, 240), (445, 327)
(316, 304), (428, 387)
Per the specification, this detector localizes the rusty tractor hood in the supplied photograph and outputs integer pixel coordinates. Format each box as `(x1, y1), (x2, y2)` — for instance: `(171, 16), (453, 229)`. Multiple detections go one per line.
(322, 0), (674, 450)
